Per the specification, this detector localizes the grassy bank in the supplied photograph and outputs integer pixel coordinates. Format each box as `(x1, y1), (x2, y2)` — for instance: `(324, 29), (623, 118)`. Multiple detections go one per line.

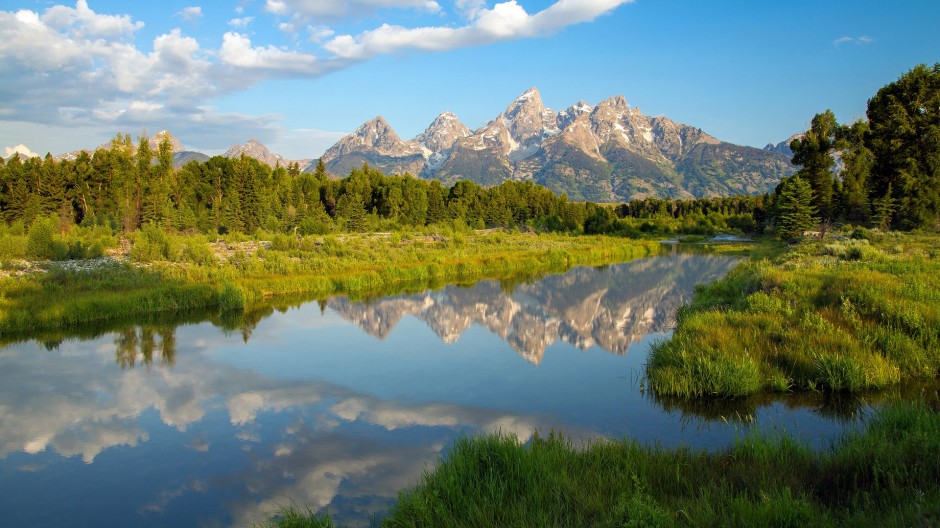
(0, 230), (660, 337)
(646, 230), (940, 397)
(262, 400), (940, 528)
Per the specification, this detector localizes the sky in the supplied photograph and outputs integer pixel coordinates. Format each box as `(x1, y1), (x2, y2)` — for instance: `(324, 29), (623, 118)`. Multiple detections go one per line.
(1, 0), (938, 161)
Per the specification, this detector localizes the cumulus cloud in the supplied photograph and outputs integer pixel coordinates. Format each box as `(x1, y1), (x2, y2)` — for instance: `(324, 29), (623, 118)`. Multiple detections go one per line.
(177, 6), (203, 21)
(4, 144), (38, 158)
(219, 32), (326, 75)
(323, 0), (633, 60)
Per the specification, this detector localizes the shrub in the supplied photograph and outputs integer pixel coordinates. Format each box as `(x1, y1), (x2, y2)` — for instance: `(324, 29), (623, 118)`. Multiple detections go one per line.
(25, 217), (61, 260)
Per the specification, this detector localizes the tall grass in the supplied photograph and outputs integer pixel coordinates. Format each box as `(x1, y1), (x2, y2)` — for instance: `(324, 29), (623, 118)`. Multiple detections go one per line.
(647, 231), (940, 397)
(264, 400), (940, 528)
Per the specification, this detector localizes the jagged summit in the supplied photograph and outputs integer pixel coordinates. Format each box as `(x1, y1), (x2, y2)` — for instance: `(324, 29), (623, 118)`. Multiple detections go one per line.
(414, 112), (471, 153)
(150, 130), (184, 152)
(223, 138), (289, 168)
(313, 88), (797, 200)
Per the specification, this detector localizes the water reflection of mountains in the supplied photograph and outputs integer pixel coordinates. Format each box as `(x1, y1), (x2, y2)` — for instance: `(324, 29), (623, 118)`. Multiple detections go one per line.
(328, 252), (740, 364)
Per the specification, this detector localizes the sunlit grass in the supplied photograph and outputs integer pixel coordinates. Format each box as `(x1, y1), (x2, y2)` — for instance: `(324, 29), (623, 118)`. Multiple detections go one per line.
(647, 230), (940, 397)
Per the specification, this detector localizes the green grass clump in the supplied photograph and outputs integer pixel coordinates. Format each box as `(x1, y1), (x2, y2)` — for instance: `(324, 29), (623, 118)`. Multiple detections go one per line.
(373, 401), (940, 528)
(647, 231), (940, 397)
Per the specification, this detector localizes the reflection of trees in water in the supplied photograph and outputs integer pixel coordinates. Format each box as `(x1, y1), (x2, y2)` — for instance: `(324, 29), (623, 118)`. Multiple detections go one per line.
(114, 326), (177, 369)
(648, 377), (940, 425)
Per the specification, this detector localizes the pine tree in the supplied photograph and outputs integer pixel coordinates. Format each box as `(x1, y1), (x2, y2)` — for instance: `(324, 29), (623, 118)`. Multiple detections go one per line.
(790, 111), (838, 219)
(775, 175), (818, 240)
(836, 120), (873, 224)
(867, 63), (940, 230)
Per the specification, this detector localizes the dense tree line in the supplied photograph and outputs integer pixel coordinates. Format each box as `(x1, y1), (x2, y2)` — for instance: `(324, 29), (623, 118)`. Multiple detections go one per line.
(767, 63), (940, 236)
(0, 136), (594, 236)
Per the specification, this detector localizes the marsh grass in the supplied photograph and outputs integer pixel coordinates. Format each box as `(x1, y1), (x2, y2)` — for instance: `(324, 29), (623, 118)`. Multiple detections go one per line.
(0, 231), (660, 336)
(647, 231), (940, 397)
(265, 401), (940, 528)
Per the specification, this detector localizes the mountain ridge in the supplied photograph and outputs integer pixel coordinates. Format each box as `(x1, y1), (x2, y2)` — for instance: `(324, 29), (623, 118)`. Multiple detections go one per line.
(311, 87), (797, 200)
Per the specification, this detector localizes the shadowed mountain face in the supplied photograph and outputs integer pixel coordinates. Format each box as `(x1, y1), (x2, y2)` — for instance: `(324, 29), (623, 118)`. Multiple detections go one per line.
(328, 252), (740, 364)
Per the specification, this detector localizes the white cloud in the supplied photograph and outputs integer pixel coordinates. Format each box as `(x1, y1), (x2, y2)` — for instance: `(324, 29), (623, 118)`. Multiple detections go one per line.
(324, 0), (633, 60)
(4, 144), (38, 158)
(219, 32), (325, 75)
(455, 0), (488, 19)
(228, 16), (254, 28)
(177, 6), (203, 22)
(833, 35), (874, 47)
(42, 0), (142, 38)
(265, 0), (441, 19)
(307, 25), (335, 42)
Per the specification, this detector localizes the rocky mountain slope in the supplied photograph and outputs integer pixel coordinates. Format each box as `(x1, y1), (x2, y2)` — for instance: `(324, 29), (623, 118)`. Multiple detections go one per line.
(313, 88), (796, 201)
(763, 133), (803, 158)
(223, 138), (309, 168)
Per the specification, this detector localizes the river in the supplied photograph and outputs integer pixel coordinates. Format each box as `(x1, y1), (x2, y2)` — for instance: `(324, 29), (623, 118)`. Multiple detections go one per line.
(0, 249), (875, 527)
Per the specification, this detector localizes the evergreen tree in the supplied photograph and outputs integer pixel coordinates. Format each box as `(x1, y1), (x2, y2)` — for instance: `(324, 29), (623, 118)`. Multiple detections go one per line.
(835, 120), (873, 223)
(867, 63), (940, 230)
(775, 175), (818, 240)
(790, 111), (838, 219)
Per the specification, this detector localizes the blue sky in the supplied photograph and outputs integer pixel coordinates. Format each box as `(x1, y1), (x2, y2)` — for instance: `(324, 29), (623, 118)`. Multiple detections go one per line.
(1, 0), (938, 160)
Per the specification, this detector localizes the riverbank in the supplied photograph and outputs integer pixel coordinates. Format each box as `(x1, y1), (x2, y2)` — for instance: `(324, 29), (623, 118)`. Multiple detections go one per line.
(0, 230), (660, 338)
(261, 400), (940, 528)
(646, 229), (940, 397)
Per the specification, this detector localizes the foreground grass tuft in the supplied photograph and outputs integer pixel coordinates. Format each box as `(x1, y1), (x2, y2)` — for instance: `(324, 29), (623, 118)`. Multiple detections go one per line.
(647, 231), (940, 397)
(266, 401), (940, 528)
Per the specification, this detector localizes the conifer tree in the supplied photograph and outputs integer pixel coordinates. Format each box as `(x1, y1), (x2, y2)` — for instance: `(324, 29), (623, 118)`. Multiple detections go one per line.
(790, 111), (838, 219)
(775, 175), (818, 240)
(867, 63), (940, 230)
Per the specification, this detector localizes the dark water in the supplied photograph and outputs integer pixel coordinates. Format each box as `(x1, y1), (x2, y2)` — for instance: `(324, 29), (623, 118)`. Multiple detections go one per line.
(0, 251), (879, 527)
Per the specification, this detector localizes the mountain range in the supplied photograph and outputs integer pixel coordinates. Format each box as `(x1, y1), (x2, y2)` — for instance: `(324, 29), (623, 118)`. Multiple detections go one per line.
(308, 87), (797, 201)
(16, 88), (798, 201)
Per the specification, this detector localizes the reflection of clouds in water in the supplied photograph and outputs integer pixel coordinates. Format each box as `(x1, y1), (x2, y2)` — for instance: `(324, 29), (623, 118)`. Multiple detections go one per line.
(141, 480), (207, 514)
(0, 331), (563, 526)
(1, 257), (741, 524)
(225, 429), (442, 528)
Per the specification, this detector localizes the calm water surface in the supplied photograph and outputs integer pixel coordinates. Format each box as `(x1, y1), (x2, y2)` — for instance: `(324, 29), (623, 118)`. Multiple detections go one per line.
(0, 250), (874, 527)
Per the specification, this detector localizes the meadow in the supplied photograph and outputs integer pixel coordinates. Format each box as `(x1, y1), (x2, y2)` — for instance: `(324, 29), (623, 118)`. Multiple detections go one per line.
(646, 229), (940, 397)
(0, 222), (660, 337)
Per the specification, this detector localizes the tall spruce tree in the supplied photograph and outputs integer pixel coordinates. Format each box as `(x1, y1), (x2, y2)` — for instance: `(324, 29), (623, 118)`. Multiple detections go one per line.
(867, 63), (940, 230)
(775, 175), (818, 240)
(790, 110), (838, 219)
(836, 120), (874, 223)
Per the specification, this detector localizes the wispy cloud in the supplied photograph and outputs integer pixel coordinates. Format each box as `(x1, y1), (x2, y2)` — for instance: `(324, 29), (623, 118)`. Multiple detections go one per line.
(228, 16), (253, 28)
(177, 6), (203, 22)
(264, 0), (442, 20)
(833, 35), (873, 47)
